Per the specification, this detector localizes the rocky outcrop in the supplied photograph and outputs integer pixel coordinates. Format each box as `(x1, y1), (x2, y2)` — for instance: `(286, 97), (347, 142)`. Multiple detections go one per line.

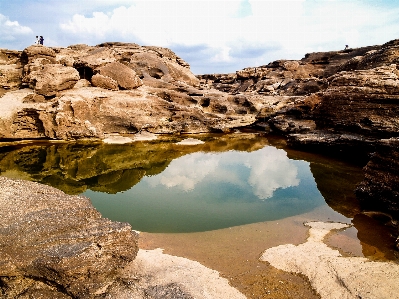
(199, 40), (399, 247)
(198, 45), (378, 96)
(0, 49), (23, 96)
(24, 64), (80, 96)
(0, 43), (263, 140)
(0, 176), (138, 298)
(94, 61), (142, 90)
(313, 65), (399, 137)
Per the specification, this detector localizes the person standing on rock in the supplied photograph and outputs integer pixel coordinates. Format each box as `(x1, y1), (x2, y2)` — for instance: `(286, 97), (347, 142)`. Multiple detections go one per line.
(39, 36), (44, 45)
(35, 36), (39, 45)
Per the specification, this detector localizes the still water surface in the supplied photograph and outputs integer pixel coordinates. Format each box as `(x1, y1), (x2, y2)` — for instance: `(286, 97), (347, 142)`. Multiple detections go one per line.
(86, 146), (327, 233)
(0, 133), (363, 233)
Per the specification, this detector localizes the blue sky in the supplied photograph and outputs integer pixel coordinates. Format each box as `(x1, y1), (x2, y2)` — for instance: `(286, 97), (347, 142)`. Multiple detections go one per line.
(1, 0), (399, 74)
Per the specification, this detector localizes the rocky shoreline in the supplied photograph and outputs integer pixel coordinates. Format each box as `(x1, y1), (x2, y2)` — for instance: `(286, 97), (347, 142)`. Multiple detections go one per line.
(1, 39), (399, 297)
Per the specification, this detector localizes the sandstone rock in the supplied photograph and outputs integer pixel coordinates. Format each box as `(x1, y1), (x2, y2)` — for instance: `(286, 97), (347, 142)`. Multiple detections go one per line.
(0, 64), (22, 96)
(0, 176), (138, 298)
(91, 73), (119, 90)
(25, 64), (80, 96)
(199, 45), (380, 96)
(313, 65), (399, 137)
(0, 49), (20, 65)
(73, 47), (116, 71)
(56, 55), (75, 67)
(96, 61), (142, 89)
(129, 51), (199, 87)
(73, 78), (92, 88)
(20, 45), (56, 65)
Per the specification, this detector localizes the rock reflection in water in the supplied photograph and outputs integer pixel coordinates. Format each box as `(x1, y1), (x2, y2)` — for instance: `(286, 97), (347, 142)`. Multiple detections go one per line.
(0, 134), (267, 195)
(0, 134), (362, 233)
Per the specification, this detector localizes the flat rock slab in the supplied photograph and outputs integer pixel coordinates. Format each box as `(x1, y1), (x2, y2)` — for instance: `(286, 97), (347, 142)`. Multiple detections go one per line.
(107, 248), (246, 299)
(0, 176), (139, 298)
(260, 221), (399, 299)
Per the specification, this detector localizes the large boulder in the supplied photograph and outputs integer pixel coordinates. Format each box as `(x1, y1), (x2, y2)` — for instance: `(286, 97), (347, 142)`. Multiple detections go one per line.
(0, 176), (139, 298)
(20, 45), (56, 65)
(24, 64), (80, 96)
(95, 61), (142, 89)
(91, 73), (119, 90)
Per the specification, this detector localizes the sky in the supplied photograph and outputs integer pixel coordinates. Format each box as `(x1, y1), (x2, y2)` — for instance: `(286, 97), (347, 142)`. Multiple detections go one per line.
(1, 0), (399, 74)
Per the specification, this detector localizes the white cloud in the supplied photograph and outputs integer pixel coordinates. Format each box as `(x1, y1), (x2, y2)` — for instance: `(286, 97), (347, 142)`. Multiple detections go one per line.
(0, 14), (32, 42)
(57, 0), (399, 73)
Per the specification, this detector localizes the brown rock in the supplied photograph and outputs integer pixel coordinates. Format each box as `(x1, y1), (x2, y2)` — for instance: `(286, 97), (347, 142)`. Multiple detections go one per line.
(25, 64), (80, 96)
(20, 45), (56, 65)
(0, 176), (138, 298)
(96, 61), (142, 89)
(314, 65), (399, 137)
(0, 64), (22, 96)
(73, 78), (92, 88)
(91, 73), (119, 90)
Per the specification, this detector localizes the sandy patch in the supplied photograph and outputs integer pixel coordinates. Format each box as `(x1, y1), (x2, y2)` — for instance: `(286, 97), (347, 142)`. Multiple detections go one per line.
(260, 221), (399, 299)
(121, 248), (246, 299)
(133, 131), (158, 141)
(103, 132), (158, 143)
(175, 138), (205, 145)
(103, 134), (134, 144)
(0, 90), (34, 119)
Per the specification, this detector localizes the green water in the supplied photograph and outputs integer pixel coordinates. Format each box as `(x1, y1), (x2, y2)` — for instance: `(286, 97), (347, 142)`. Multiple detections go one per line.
(0, 133), (364, 233)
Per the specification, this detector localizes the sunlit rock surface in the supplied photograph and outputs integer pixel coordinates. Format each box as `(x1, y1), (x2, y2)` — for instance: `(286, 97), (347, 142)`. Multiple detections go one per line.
(0, 43), (262, 140)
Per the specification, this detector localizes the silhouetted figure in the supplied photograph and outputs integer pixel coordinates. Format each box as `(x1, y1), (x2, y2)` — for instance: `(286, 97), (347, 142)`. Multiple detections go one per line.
(344, 45), (349, 50)
(39, 36), (44, 45)
(35, 36), (39, 44)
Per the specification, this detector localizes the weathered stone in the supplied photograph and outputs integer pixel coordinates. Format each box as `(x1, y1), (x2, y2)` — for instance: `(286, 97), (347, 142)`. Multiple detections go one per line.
(0, 64), (22, 95)
(129, 51), (199, 87)
(96, 61), (142, 89)
(20, 45), (56, 65)
(91, 73), (119, 90)
(313, 65), (399, 137)
(73, 78), (92, 88)
(0, 176), (138, 298)
(25, 64), (80, 96)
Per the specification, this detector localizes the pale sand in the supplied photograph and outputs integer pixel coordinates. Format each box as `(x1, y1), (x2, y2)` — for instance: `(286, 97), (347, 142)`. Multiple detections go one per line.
(133, 131), (158, 141)
(0, 89), (34, 119)
(103, 134), (134, 144)
(175, 138), (205, 145)
(102, 132), (158, 144)
(260, 221), (399, 299)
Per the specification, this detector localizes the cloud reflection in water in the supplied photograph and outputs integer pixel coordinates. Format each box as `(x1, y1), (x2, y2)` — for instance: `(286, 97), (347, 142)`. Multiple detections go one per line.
(147, 146), (299, 200)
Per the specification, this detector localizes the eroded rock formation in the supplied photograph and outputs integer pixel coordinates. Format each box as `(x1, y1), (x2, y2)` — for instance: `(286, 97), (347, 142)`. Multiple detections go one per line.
(198, 40), (399, 247)
(0, 43), (268, 140)
(0, 176), (138, 298)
